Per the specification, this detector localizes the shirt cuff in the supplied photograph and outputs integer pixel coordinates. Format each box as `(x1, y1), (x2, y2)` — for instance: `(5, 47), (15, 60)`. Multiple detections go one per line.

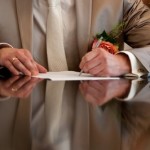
(116, 78), (144, 101)
(118, 51), (147, 77)
(0, 43), (13, 49)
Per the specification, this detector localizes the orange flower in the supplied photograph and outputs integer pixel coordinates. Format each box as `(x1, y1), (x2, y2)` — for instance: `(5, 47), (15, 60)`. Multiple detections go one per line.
(93, 39), (118, 54)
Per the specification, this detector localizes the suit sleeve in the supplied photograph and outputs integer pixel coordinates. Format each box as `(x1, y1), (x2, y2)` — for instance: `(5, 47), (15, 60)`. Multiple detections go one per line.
(0, 43), (13, 49)
(124, 0), (150, 48)
(123, 0), (150, 72)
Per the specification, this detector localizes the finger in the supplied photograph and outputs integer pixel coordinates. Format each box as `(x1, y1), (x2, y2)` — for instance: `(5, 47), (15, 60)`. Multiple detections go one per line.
(84, 87), (104, 105)
(87, 55), (108, 76)
(25, 77), (43, 86)
(23, 50), (40, 74)
(26, 78), (43, 97)
(88, 64), (104, 76)
(79, 81), (89, 94)
(36, 63), (47, 73)
(79, 82), (88, 97)
(88, 81), (107, 91)
(94, 68), (111, 77)
(82, 55), (102, 74)
(80, 82), (98, 104)
(4, 60), (20, 75)
(22, 49), (34, 60)
(13, 84), (33, 98)
(15, 52), (38, 75)
(79, 50), (99, 69)
(84, 49), (100, 61)
(15, 78), (39, 97)
(23, 50), (40, 75)
(10, 76), (31, 91)
(88, 81), (102, 90)
(4, 76), (20, 88)
(31, 61), (40, 75)
(21, 86), (33, 97)
(11, 58), (32, 76)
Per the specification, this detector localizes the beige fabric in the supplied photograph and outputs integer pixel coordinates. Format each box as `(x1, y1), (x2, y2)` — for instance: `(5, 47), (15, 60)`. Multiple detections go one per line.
(33, 0), (79, 70)
(13, 99), (31, 150)
(44, 81), (65, 143)
(124, 0), (150, 48)
(0, 98), (31, 150)
(46, 0), (68, 71)
(0, 0), (150, 71)
(33, 0), (48, 68)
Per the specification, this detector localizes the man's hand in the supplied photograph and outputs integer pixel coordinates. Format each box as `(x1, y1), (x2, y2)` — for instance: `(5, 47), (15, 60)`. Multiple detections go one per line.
(0, 48), (47, 76)
(79, 80), (130, 106)
(0, 76), (42, 98)
(79, 48), (131, 77)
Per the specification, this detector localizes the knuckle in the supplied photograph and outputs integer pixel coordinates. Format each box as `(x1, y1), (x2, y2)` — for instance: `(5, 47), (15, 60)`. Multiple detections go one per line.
(23, 49), (31, 55)
(22, 57), (28, 63)
(15, 50), (23, 56)
(13, 60), (19, 65)
(22, 49), (29, 52)
(84, 56), (90, 62)
(27, 62), (36, 70)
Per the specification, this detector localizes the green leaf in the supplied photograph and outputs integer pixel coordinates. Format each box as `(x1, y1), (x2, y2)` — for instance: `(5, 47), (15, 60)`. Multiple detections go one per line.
(96, 30), (117, 44)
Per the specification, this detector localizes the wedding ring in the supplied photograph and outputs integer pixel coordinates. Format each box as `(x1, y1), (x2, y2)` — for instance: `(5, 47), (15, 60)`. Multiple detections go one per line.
(12, 57), (18, 62)
(11, 87), (18, 92)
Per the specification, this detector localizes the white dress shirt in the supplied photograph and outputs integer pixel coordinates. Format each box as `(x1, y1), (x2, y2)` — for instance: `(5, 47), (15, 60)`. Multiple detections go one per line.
(33, 0), (80, 71)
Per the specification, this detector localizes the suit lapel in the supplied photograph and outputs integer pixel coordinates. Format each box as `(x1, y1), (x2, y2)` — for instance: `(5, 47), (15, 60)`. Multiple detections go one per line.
(16, 0), (33, 51)
(76, 0), (92, 58)
(15, 0), (92, 58)
(13, 99), (31, 149)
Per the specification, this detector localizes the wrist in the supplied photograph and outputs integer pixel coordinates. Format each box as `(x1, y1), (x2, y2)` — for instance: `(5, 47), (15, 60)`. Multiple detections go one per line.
(116, 54), (131, 75)
(0, 43), (13, 65)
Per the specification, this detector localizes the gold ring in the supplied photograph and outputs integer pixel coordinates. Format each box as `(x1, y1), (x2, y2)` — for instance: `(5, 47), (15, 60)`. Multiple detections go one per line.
(11, 88), (18, 92)
(12, 57), (18, 62)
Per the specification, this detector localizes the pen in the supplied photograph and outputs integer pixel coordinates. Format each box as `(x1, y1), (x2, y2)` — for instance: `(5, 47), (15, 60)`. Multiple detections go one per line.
(79, 37), (103, 76)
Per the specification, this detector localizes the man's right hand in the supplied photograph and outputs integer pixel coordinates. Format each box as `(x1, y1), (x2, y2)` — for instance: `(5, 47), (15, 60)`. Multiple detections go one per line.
(0, 48), (47, 76)
(79, 80), (130, 106)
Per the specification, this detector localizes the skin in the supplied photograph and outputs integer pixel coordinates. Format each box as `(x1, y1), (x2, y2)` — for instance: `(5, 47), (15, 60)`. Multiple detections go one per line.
(79, 79), (130, 106)
(0, 76), (42, 98)
(0, 47), (47, 76)
(0, 46), (130, 77)
(79, 47), (131, 77)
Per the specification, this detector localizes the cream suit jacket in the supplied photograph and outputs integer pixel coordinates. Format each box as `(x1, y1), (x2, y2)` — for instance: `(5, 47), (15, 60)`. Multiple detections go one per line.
(0, 0), (150, 71)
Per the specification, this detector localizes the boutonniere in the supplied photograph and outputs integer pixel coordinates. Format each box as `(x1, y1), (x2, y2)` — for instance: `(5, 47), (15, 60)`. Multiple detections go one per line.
(93, 22), (125, 54)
